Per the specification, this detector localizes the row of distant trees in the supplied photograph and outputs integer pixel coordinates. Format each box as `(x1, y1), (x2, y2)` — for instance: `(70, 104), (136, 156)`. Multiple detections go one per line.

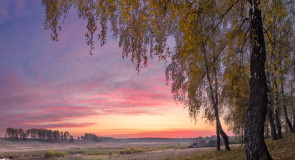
(5, 128), (114, 143)
(79, 133), (115, 142)
(5, 128), (73, 142)
(82, 133), (98, 141)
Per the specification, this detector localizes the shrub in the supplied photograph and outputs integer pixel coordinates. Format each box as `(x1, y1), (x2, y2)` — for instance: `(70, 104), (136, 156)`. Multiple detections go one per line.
(125, 150), (132, 154)
(44, 150), (54, 158)
(44, 150), (68, 158)
(120, 148), (144, 154)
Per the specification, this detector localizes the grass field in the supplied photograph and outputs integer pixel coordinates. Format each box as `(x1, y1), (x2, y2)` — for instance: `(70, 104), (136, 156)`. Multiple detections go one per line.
(0, 133), (294, 160)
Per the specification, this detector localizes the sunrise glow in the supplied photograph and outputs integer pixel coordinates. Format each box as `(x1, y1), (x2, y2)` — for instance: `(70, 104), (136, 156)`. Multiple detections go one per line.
(0, 1), (229, 138)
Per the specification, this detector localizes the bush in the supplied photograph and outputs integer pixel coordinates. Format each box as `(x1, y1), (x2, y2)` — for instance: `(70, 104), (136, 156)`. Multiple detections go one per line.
(120, 148), (144, 154)
(125, 150), (132, 154)
(44, 150), (68, 158)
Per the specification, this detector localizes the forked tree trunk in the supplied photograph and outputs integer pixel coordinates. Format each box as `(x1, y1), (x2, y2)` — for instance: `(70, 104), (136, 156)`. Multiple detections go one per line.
(266, 68), (277, 140)
(244, 1), (272, 159)
(218, 120), (230, 150)
(214, 104), (230, 151)
(281, 80), (294, 132)
(202, 43), (230, 151)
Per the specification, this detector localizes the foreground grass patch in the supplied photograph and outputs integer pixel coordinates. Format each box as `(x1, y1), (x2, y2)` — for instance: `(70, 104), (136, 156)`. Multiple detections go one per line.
(184, 133), (295, 160)
(182, 147), (245, 160)
(1, 133), (294, 160)
(266, 133), (295, 160)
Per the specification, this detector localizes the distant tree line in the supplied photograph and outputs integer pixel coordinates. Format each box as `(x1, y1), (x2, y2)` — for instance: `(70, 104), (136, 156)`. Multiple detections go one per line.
(4, 129), (116, 143)
(5, 128), (74, 142)
(81, 133), (98, 142)
(79, 133), (116, 142)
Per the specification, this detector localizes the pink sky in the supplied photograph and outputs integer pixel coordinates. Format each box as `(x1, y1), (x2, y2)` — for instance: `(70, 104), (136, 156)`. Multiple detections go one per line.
(0, 0), (230, 138)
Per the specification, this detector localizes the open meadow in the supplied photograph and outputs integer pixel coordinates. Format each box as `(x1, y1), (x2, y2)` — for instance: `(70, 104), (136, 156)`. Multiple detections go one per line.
(0, 133), (294, 160)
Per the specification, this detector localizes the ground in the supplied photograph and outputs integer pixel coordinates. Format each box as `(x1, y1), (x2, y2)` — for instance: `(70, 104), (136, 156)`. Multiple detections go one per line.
(0, 133), (294, 160)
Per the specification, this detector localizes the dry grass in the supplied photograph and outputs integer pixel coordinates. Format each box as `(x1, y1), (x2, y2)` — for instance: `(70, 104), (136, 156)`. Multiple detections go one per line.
(182, 132), (295, 160)
(0, 133), (294, 160)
